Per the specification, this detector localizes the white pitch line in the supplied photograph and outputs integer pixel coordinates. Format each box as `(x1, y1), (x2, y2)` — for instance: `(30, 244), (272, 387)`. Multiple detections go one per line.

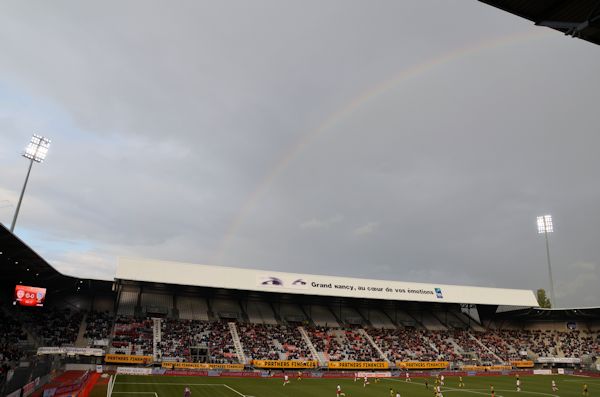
(112, 393), (158, 397)
(115, 382), (227, 385)
(222, 384), (247, 397)
(113, 382), (248, 396)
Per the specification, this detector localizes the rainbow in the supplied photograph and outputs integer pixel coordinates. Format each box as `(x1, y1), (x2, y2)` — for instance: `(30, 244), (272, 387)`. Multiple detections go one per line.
(211, 29), (553, 263)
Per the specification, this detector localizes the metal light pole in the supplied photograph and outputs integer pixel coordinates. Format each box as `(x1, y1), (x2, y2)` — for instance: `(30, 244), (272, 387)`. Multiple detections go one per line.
(537, 214), (556, 308)
(10, 134), (51, 233)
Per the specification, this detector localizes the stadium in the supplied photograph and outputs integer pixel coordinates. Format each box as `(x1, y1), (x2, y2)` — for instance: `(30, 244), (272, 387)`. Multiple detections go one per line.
(2, 1), (600, 397)
(1, 222), (599, 397)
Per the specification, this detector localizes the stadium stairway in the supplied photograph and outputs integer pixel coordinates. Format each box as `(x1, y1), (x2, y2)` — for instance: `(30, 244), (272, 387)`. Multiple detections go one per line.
(271, 339), (287, 360)
(228, 322), (247, 364)
(469, 332), (503, 363)
(359, 328), (389, 362)
(421, 334), (440, 356)
(448, 336), (464, 354)
(297, 326), (324, 365)
(75, 313), (89, 347)
(152, 318), (161, 362)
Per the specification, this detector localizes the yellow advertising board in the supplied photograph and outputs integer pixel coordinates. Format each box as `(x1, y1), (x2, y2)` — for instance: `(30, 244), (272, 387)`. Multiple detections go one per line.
(511, 361), (534, 368)
(161, 362), (245, 370)
(252, 360), (318, 369)
(328, 362), (389, 369)
(462, 365), (512, 371)
(104, 354), (153, 364)
(397, 361), (449, 369)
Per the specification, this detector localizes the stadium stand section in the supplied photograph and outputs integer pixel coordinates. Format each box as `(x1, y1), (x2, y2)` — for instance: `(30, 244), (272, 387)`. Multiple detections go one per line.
(238, 323), (312, 361)
(83, 310), (113, 347)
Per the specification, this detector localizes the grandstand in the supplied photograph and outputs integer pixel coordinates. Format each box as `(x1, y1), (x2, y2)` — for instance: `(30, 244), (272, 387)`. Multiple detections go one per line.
(1, 223), (599, 397)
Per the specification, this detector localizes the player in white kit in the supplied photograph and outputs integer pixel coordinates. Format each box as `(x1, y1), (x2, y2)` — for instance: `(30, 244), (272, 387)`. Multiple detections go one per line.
(436, 385), (443, 397)
(283, 374), (290, 386)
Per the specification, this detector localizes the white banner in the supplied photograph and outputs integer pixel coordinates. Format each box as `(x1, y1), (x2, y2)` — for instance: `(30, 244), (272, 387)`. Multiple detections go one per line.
(37, 347), (63, 355)
(37, 347), (104, 356)
(536, 357), (580, 364)
(117, 257), (538, 306)
(356, 372), (392, 378)
(116, 367), (152, 375)
(533, 369), (552, 375)
(67, 347), (105, 356)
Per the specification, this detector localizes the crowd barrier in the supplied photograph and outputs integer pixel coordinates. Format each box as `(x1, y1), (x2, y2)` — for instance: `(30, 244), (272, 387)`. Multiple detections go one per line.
(397, 361), (449, 369)
(328, 362), (389, 369)
(252, 360), (318, 369)
(162, 362), (245, 370)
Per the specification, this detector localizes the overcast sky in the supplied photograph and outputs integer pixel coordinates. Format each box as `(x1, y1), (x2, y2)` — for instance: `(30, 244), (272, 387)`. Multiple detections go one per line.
(1, 1), (599, 308)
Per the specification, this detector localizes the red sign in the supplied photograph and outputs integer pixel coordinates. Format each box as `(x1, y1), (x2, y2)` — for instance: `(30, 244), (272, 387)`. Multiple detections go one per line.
(15, 285), (46, 307)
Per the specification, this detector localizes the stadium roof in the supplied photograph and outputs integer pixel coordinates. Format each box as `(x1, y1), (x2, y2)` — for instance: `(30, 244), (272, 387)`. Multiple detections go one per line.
(0, 223), (111, 299)
(117, 257), (540, 307)
(479, 0), (600, 46)
(495, 306), (600, 320)
(0, 223), (63, 285)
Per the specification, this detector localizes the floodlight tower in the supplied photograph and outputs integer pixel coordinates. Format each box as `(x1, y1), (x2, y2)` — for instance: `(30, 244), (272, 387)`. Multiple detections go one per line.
(10, 134), (51, 233)
(537, 214), (556, 308)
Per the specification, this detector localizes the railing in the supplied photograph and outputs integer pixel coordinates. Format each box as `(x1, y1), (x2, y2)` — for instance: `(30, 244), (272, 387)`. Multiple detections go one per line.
(297, 326), (324, 366)
(228, 322), (247, 364)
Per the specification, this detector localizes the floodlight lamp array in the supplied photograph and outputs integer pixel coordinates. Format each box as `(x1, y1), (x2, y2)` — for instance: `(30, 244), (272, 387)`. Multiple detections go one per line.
(23, 134), (51, 163)
(537, 215), (553, 234)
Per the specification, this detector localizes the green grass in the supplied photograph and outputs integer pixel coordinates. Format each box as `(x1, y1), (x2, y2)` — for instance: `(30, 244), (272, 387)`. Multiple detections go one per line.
(90, 383), (108, 397)
(111, 374), (598, 397)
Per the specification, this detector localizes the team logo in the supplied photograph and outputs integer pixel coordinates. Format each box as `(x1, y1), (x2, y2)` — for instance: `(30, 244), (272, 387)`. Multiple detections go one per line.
(256, 275), (310, 290)
(16, 289), (25, 299)
(434, 288), (443, 299)
(260, 277), (283, 286)
(37, 291), (45, 300)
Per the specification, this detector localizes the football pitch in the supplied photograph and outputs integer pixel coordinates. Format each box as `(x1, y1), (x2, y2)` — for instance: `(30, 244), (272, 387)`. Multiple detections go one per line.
(108, 374), (598, 397)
